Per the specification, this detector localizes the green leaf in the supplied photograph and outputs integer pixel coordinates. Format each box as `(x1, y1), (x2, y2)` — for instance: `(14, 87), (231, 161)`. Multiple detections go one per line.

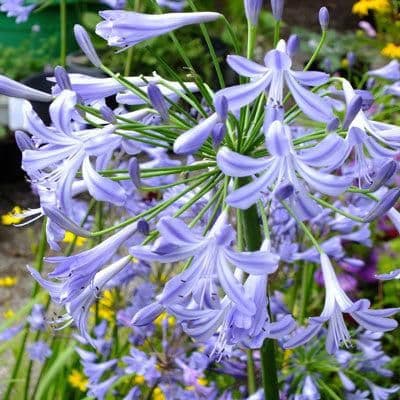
(34, 344), (76, 400)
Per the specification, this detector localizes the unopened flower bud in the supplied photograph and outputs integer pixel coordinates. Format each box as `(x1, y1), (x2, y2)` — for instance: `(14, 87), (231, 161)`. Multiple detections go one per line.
(212, 123), (226, 148)
(15, 131), (33, 151)
(274, 182), (294, 201)
(73, 25), (102, 68)
(245, 0), (263, 26)
(270, 0), (284, 21)
(131, 302), (164, 326)
(368, 160), (397, 192)
(147, 83), (169, 121)
(287, 34), (300, 57)
(354, 89), (374, 111)
(137, 219), (150, 236)
(263, 104), (284, 133)
(363, 188), (400, 223)
(343, 95), (362, 129)
(347, 52), (356, 68)
(128, 157), (141, 189)
(54, 66), (72, 91)
(42, 206), (92, 237)
(318, 7), (329, 30)
(214, 95), (228, 121)
(327, 117), (340, 132)
(99, 105), (116, 124)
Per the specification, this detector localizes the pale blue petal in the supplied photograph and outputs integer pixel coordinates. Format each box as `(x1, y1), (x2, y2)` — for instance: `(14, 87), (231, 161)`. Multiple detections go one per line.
(49, 90), (77, 136)
(157, 217), (202, 245)
(82, 157), (126, 205)
(227, 55), (267, 77)
(294, 158), (351, 195)
(217, 255), (256, 316)
(215, 72), (272, 111)
(217, 146), (271, 177)
(286, 73), (334, 122)
(290, 70), (330, 86)
(226, 158), (281, 209)
(283, 320), (323, 348)
(173, 113), (218, 154)
(224, 248), (279, 275)
(298, 133), (348, 168)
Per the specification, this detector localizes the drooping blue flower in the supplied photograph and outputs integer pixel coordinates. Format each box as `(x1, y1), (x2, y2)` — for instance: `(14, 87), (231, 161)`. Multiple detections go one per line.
(96, 10), (221, 49)
(27, 304), (46, 331)
(29, 254), (133, 345)
(82, 358), (118, 384)
(368, 60), (400, 81)
(27, 341), (52, 363)
(157, 0), (187, 11)
(341, 79), (400, 149)
(366, 380), (400, 400)
(87, 374), (120, 400)
(130, 212), (279, 315)
(123, 348), (161, 385)
(215, 40), (333, 122)
(22, 90), (127, 212)
(0, 324), (23, 341)
(0, 0), (35, 23)
(284, 253), (399, 354)
(217, 120), (351, 210)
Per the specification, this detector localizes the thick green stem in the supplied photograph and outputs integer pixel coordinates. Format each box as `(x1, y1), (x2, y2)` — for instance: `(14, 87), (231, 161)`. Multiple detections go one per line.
(238, 178), (279, 400)
(59, 0), (67, 67)
(246, 349), (257, 395)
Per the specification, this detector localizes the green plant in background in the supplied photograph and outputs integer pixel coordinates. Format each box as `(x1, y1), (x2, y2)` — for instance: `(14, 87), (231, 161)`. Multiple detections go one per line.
(0, 37), (58, 80)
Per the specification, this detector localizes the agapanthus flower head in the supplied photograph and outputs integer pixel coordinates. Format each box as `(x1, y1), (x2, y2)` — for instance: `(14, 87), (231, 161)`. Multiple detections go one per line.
(27, 341), (52, 363)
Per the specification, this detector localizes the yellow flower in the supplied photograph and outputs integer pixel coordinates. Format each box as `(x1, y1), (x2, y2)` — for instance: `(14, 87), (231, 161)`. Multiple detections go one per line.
(197, 377), (208, 386)
(341, 58), (349, 68)
(352, 1), (370, 15)
(62, 231), (87, 247)
(1, 206), (23, 225)
(95, 289), (115, 321)
(134, 374), (146, 385)
(68, 369), (88, 392)
(154, 312), (175, 327)
(381, 43), (400, 59)
(152, 387), (165, 400)
(0, 276), (18, 287)
(3, 309), (14, 319)
(352, 0), (391, 16)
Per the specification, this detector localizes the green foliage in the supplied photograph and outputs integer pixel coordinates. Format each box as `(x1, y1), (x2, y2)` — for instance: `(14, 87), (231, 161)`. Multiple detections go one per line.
(0, 37), (58, 80)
